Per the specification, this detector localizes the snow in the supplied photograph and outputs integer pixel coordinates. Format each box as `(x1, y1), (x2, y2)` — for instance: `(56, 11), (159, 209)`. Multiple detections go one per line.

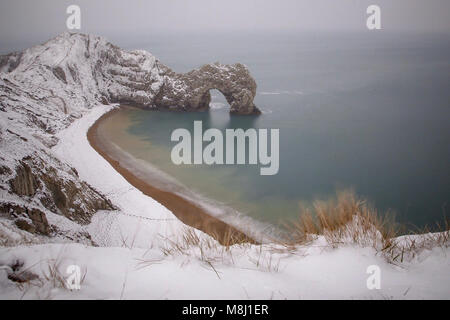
(0, 238), (448, 299)
(0, 105), (448, 299)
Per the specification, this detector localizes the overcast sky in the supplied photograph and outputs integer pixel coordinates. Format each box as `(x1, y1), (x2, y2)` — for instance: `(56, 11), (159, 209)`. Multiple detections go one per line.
(1, 0), (449, 51)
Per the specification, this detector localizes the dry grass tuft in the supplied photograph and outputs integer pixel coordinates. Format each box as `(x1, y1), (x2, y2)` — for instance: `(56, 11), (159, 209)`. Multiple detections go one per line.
(41, 259), (69, 289)
(159, 227), (248, 265)
(284, 189), (449, 263)
(285, 190), (396, 247)
(384, 219), (449, 263)
(155, 227), (289, 274)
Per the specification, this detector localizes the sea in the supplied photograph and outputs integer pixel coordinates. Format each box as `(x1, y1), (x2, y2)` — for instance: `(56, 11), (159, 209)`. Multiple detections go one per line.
(99, 31), (450, 235)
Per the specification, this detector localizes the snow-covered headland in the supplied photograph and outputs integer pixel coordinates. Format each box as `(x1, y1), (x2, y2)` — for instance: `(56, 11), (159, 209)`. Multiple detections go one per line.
(0, 33), (448, 299)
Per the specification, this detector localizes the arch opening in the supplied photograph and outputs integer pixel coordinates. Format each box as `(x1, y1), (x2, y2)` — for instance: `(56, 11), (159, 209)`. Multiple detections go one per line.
(208, 89), (231, 111)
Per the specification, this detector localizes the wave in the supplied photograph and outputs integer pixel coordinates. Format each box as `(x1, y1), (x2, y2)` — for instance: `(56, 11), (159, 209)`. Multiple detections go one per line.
(105, 140), (280, 243)
(259, 92), (281, 95)
(259, 108), (273, 114)
(209, 102), (227, 110)
(210, 101), (273, 115)
(259, 90), (304, 96)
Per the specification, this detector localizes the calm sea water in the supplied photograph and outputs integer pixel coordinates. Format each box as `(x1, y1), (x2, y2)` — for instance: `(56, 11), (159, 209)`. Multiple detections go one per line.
(107, 32), (450, 232)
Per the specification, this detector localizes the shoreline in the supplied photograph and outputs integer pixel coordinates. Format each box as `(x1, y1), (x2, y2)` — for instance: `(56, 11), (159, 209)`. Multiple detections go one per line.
(87, 105), (257, 245)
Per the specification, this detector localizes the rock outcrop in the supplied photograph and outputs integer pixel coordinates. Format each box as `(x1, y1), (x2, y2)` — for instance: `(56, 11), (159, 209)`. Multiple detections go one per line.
(154, 63), (259, 114)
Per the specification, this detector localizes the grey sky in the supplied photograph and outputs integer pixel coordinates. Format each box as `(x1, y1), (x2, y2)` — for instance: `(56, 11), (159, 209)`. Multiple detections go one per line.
(1, 0), (450, 51)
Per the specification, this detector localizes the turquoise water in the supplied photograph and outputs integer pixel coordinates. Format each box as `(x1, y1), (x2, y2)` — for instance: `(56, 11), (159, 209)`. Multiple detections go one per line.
(114, 32), (450, 230)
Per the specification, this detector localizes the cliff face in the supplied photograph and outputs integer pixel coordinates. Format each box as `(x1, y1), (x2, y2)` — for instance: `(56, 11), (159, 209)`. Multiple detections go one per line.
(0, 33), (259, 242)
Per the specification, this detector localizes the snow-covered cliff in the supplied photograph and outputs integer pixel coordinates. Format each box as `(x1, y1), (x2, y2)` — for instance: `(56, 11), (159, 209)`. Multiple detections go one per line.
(0, 32), (258, 114)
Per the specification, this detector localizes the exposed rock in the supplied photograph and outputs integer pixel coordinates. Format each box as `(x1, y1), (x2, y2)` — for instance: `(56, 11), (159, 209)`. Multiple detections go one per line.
(14, 218), (36, 234)
(25, 207), (51, 235)
(0, 202), (51, 235)
(9, 161), (38, 196)
(5, 153), (116, 226)
(0, 51), (22, 73)
(154, 63), (260, 114)
(52, 66), (67, 84)
(1, 135), (115, 236)
(39, 167), (115, 224)
(0, 165), (11, 175)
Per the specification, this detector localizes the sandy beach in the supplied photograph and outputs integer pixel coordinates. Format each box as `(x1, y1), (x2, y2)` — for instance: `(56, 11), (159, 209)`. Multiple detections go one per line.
(87, 105), (256, 245)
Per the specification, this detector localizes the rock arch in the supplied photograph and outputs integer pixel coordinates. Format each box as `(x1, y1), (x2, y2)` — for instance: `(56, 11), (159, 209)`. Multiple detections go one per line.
(154, 63), (260, 115)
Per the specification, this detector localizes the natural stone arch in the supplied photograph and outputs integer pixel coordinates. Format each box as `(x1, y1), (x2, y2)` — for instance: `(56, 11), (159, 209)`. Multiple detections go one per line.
(154, 63), (260, 115)
(204, 89), (232, 111)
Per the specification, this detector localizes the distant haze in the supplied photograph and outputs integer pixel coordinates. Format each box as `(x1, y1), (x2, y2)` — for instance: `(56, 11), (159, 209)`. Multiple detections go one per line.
(0, 0), (450, 52)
